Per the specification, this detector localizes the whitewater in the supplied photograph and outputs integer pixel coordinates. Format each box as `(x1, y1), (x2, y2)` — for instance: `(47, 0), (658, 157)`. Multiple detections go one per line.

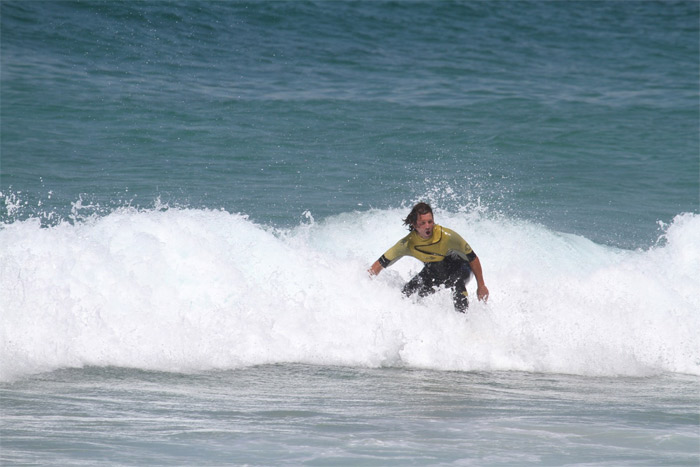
(2, 205), (698, 382)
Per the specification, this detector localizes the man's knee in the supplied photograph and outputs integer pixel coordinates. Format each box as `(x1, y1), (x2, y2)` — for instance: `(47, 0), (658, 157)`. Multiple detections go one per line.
(403, 275), (436, 298)
(402, 277), (422, 296)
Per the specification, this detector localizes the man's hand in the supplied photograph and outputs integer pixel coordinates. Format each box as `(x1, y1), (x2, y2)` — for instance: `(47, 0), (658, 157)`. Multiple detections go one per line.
(368, 261), (383, 277)
(476, 284), (489, 302)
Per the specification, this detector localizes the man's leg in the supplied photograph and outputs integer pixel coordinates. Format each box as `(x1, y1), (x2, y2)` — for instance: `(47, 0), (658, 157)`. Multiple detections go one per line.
(402, 269), (436, 298)
(452, 280), (469, 313)
(447, 262), (472, 313)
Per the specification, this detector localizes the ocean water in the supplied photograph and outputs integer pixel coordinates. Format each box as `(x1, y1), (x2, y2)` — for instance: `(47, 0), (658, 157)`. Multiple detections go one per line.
(1, 1), (699, 465)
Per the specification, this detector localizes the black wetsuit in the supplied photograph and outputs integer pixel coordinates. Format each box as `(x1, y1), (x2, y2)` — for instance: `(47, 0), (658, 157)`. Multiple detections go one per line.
(401, 256), (472, 312)
(377, 225), (475, 312)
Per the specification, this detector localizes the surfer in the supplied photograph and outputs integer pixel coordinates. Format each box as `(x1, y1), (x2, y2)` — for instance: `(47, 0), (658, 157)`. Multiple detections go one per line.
(368, 202), (489, 312)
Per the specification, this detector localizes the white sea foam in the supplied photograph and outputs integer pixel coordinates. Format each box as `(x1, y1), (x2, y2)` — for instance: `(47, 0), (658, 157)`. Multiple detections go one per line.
(1, 207), (698, 381)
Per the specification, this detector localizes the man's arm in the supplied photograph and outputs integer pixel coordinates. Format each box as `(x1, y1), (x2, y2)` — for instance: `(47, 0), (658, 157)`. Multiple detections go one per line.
(468, 255), (489, 302)
(369, 235), (410, 277)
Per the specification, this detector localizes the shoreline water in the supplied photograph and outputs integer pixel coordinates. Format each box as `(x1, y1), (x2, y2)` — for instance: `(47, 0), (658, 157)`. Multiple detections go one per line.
(2, 364), (698, 466)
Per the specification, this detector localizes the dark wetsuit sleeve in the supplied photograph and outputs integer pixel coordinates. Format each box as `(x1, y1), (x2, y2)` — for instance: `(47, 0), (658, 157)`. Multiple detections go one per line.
(378, 255), (392, 268)
(466, 250), (477, 262)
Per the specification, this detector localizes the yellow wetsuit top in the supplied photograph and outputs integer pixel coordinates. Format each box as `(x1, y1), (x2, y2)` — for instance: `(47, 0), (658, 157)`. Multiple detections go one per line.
(377, 225), (477, 268)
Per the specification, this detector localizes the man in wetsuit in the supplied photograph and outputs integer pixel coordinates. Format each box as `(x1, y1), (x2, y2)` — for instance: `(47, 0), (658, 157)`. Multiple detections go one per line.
(368, 202), (489, 312)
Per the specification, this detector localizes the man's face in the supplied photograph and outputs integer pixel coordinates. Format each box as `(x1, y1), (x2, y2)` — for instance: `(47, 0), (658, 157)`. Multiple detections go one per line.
(413, 212), (434, 239)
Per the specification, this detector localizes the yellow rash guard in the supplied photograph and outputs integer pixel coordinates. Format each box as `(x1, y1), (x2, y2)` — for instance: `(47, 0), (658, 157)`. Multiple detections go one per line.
(377, 225), (477, 268)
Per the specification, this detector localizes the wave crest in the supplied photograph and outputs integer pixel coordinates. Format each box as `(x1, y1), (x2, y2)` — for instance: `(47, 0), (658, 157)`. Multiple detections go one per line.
(1, 207), (698, 381)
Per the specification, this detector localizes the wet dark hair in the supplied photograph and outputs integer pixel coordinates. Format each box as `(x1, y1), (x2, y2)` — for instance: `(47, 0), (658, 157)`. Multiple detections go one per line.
(403, 202), (433, 231)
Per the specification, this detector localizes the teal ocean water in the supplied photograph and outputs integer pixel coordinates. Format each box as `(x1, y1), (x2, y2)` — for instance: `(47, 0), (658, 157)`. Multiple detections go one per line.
(2, 1), (699, 465)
